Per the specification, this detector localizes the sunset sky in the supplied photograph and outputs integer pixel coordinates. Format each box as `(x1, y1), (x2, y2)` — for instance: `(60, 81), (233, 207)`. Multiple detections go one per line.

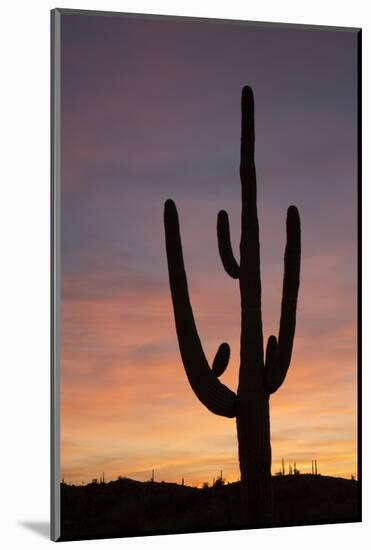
(60, 13), (358, 486)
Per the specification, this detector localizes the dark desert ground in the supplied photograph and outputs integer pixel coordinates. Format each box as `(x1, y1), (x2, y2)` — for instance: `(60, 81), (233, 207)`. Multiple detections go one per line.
(60, 474), (360, 541)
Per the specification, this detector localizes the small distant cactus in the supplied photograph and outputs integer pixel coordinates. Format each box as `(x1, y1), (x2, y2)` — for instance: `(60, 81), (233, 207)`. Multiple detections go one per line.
(164, 86), (301, 524)
(213, 470), (225, 488)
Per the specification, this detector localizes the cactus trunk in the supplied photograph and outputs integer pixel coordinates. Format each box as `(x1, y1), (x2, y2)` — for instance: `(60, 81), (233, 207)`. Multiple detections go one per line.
(236, 87), (272, 524)
(164, 85), (301, 526)
(237, 397), (272, 523)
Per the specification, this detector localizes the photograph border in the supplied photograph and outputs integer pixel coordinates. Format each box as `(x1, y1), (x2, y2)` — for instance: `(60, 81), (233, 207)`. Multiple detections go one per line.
(50, 8), (362, 542)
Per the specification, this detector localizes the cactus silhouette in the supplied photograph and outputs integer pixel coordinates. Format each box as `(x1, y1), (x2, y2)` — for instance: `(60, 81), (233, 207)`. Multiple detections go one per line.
(164, 86), (301, 525)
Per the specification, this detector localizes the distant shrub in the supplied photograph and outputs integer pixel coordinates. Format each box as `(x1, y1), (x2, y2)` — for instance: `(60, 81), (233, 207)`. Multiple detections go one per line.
(213, 477), (225, 489)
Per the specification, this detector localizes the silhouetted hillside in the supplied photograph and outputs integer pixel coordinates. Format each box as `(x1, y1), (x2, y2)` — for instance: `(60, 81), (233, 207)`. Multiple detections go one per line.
(60, 474), (360, 541)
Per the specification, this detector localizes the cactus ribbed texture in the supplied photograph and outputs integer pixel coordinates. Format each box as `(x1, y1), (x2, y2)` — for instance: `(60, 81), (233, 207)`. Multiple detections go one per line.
(164, 86), (301, 525)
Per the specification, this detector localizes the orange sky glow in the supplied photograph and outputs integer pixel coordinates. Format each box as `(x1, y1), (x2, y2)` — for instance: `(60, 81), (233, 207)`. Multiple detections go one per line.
(61, 241), (357, 485)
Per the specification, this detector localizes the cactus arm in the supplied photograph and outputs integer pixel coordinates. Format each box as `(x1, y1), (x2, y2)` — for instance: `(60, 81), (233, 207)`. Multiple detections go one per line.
(217, 210), (240, 278)
(264, 335), (277, 372)
(211, 342), (230, 377)
(266, 205), (301, 394)
(164, 199), (238, 418)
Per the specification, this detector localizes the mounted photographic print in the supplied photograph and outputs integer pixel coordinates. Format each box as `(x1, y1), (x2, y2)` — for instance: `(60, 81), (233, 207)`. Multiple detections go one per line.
(51, 8), (361, 542)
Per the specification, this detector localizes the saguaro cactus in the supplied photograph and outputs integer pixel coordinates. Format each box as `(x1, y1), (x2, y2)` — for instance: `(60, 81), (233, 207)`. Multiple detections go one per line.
(164, 86), (301, 525)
